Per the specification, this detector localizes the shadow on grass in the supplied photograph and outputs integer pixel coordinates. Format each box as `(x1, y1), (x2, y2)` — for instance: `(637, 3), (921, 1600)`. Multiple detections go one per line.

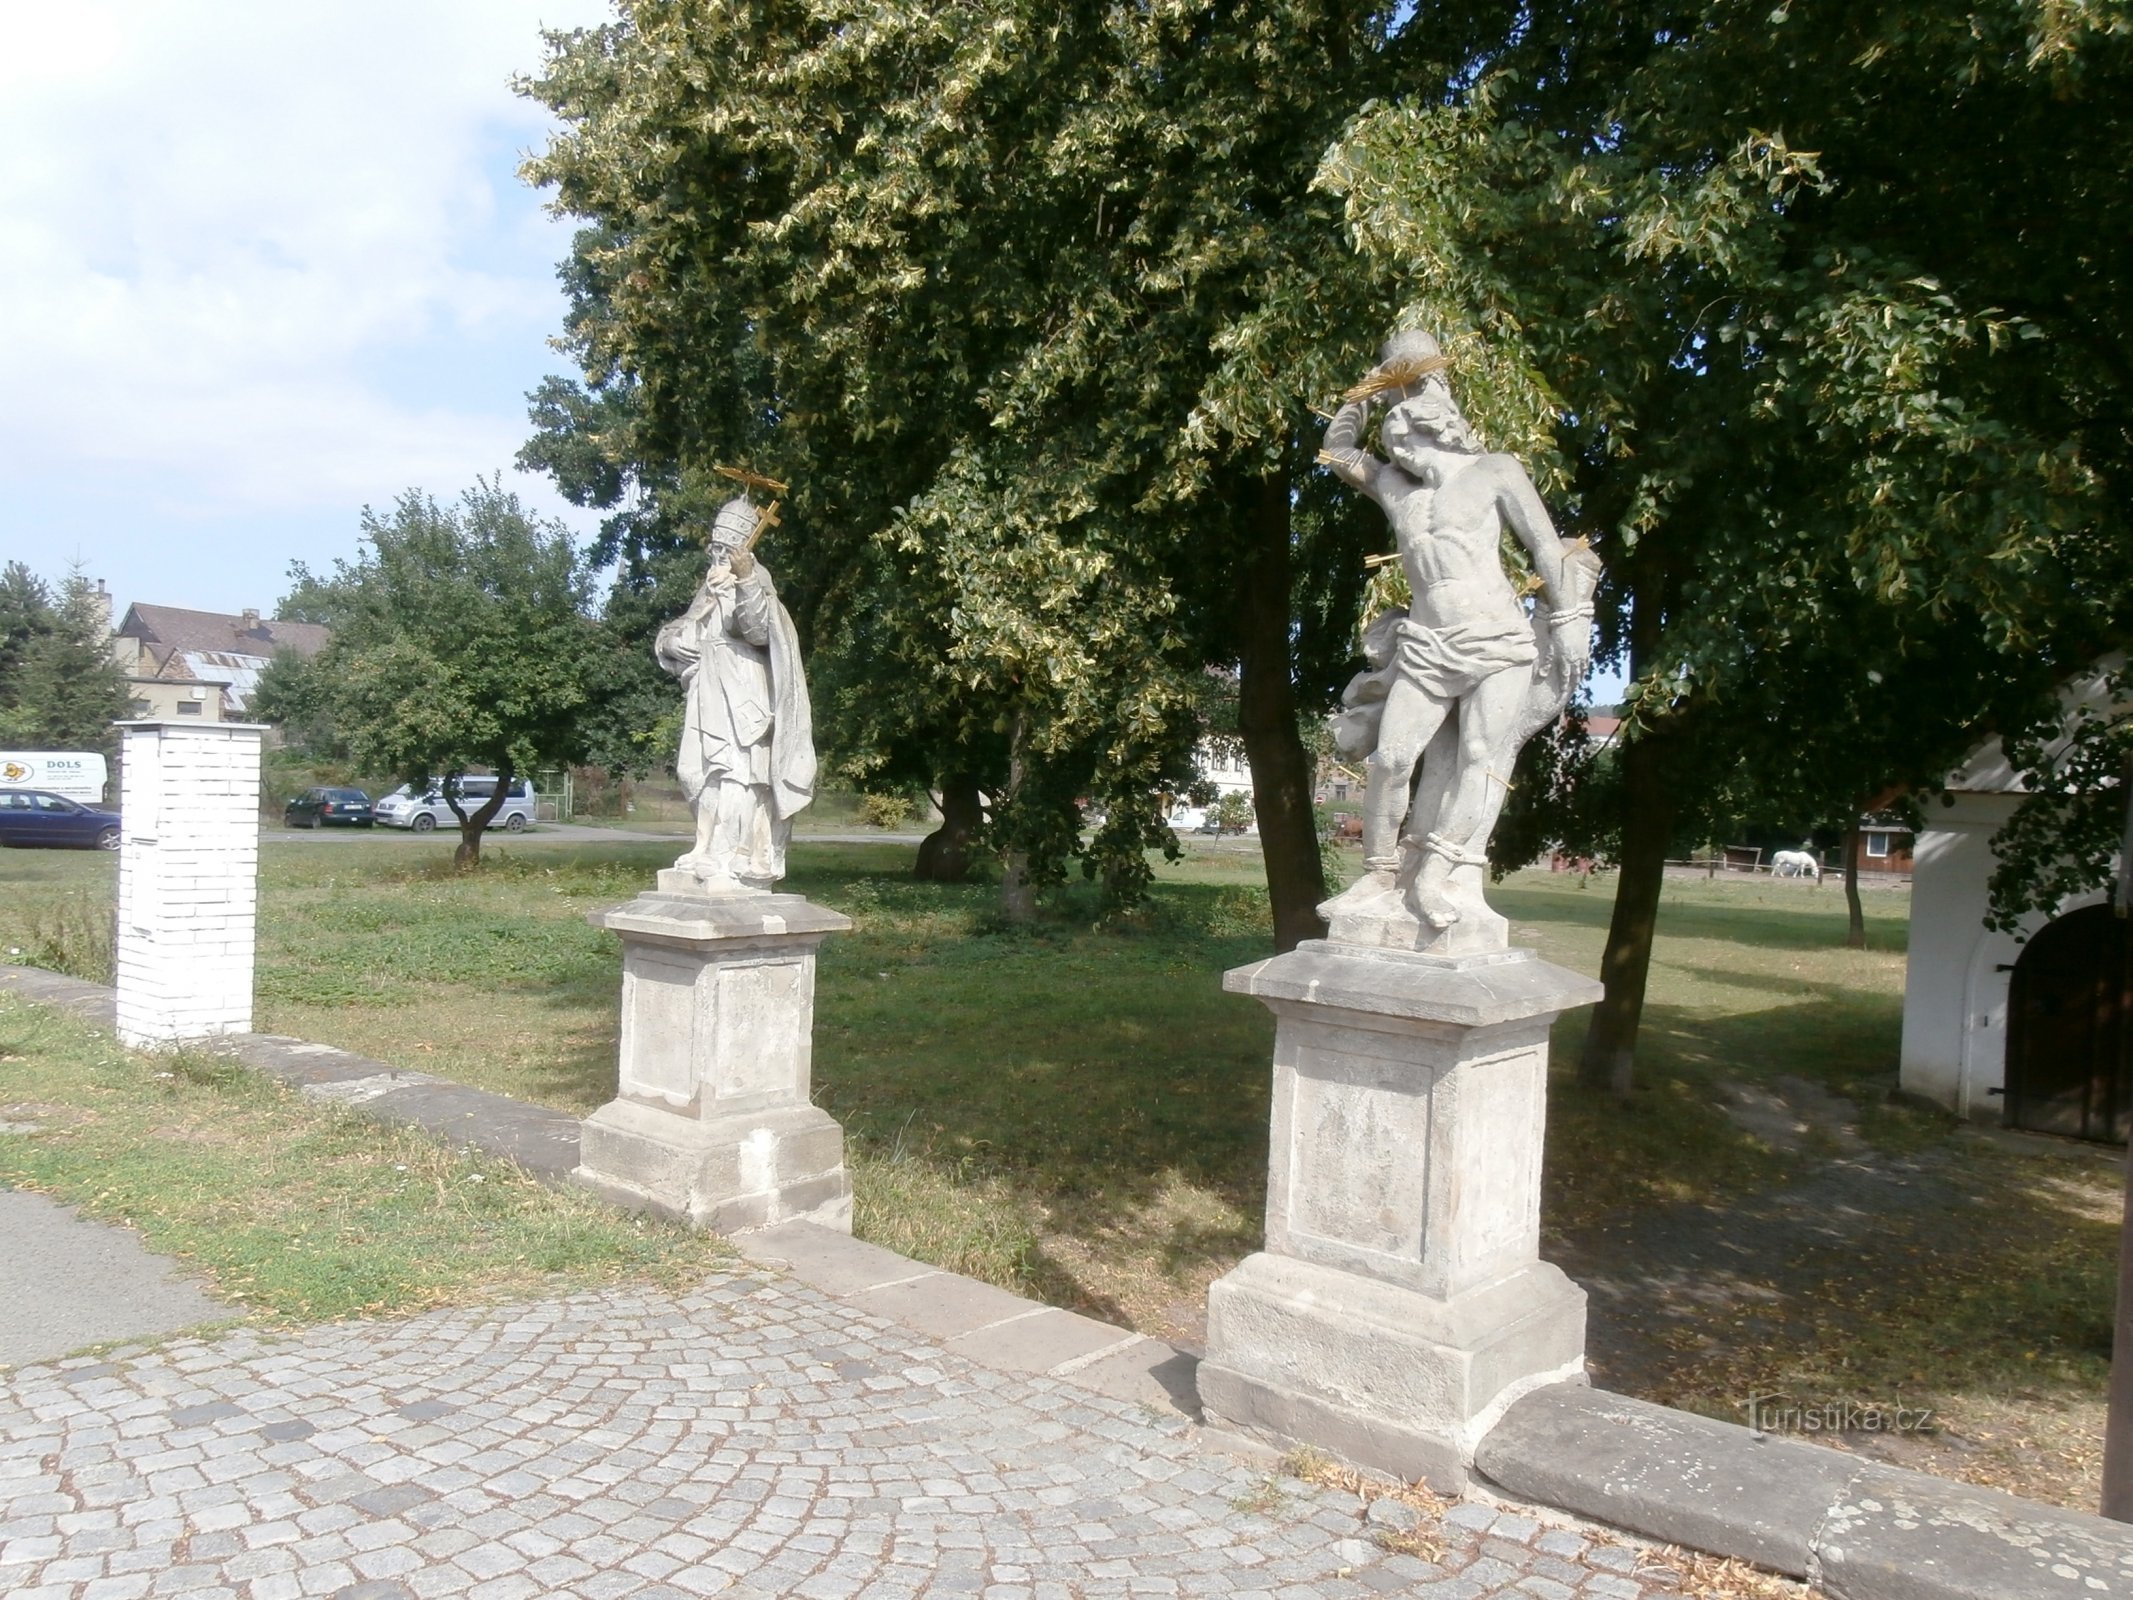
(1554, 1118), (2118, 1509)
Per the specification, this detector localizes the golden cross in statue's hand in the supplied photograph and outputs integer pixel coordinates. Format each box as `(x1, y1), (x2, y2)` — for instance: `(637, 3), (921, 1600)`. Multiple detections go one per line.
(713, 463), (789, 494)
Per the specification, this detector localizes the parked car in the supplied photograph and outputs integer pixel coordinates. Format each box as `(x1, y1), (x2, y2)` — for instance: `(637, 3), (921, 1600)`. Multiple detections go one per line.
(0, 789), (121, 850)
(374, 776), (537, 833)
(283, 787), (374, 829)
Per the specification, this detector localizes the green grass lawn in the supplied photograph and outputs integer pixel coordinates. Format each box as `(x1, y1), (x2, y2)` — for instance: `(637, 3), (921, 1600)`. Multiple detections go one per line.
(0, 832), (2118, 1509)
(0, 834), (1918, 1326)
(0, 991), (735, 1338)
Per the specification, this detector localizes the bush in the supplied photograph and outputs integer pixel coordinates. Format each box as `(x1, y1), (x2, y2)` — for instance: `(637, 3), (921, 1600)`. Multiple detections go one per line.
(1210, 792), (1255, 833)
(856, 793), (915, 830)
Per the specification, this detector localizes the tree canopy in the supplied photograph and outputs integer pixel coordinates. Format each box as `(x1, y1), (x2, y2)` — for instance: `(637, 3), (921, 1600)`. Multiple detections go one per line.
(520, 0), (1472, 939)
(1319, 0), (2132, 1082)
(254, 483), (598, 867)
(521, 0), (2131, 1063)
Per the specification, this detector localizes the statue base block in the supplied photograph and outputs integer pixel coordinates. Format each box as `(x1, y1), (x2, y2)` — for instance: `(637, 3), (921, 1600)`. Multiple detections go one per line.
(577, 1098), (852, 1232)
(573, 884), (853, 1235)
(1317, 869), (1507, 958)
(1199, 1254), (1585, 1491)
(1206, 939), (1602, 1490)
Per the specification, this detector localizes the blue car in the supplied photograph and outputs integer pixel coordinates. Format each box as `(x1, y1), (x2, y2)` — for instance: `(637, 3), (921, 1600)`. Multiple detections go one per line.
(0, 789), (122, 850)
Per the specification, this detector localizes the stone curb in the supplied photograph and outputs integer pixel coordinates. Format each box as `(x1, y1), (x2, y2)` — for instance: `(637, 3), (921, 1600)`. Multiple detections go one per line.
(1477, 1383), (2133, 1599)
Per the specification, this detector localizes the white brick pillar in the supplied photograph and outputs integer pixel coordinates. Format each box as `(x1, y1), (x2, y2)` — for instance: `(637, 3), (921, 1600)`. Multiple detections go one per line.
(114, 721), (265, 1048)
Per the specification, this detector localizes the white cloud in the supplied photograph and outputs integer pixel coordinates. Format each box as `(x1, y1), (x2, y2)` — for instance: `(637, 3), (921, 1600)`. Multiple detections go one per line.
(0, 0), (613, 526)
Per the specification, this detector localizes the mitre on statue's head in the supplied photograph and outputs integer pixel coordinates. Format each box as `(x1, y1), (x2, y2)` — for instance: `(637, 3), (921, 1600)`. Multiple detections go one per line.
(707, 496), (761, 550)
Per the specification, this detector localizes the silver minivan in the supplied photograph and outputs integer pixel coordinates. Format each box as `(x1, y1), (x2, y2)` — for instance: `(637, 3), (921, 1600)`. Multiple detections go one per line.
(374, 776), (537, 833)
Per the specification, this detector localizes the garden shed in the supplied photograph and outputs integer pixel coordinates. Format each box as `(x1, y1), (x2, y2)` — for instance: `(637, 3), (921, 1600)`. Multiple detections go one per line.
(1900, 664), (2128, 1141)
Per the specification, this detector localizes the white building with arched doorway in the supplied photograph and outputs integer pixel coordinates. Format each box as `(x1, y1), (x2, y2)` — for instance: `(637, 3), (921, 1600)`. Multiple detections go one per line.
(1900, 664), (2128, 1140)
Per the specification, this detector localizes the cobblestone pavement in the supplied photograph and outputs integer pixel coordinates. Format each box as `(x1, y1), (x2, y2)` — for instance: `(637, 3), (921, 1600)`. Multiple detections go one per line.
(0, 1268), (1692, 1600)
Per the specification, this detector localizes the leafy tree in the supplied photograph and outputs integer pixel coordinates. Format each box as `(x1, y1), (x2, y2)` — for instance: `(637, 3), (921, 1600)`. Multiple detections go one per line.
(519, 0), (1468, 945)
(523, 0), (2128, 1042)
(0, 566), (128, 753)
(254, 482), (598, 868)
(1323, 0), (2132, 1086)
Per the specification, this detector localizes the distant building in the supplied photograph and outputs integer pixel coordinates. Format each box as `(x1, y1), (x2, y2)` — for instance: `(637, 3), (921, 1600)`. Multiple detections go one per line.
(1198, 740), (1253, 799)
(110, 603), (330, 722)
(1900, 660), (2127, 1141)
(1850, 819), (1915, 876)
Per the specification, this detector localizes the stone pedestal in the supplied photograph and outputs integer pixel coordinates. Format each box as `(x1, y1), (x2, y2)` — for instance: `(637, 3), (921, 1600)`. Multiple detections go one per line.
(575, 872), (854, 1233)
(1199, 939), (1601, 1491)
(114, 720), (266, 1049)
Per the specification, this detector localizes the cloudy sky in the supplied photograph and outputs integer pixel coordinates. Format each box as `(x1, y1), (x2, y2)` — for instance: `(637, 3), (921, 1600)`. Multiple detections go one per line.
(0, 1), (615, 618)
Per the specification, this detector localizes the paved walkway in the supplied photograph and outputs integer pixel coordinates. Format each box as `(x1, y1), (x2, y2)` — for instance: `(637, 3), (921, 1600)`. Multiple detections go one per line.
(0, 1193), (231, 1369)
(0, 1266), (1687, 1600)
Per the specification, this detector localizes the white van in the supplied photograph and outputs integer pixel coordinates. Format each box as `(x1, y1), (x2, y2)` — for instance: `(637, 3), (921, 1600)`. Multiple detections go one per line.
(374, 776), (537, 833)
(0, 752), (109, 805)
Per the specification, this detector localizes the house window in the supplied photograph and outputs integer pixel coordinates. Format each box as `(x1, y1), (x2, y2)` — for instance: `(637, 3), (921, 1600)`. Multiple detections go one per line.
(175, 701), (203, 715)
(1865, 832), (1890, 859)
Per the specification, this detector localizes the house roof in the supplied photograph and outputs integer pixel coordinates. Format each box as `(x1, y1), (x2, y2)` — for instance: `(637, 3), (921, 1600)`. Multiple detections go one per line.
(176, 651), (260, 711)
(1946, 654), (2125, 795)
(116, 603), (329, 660)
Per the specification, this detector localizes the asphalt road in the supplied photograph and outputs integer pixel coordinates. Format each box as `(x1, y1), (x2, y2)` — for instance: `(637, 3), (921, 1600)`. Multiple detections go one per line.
(256, 822), (931, 847)
(0, 1189), (231, 1367)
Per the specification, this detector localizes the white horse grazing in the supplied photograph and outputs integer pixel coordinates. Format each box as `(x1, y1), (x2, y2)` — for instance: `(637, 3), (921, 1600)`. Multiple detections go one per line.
(1771, 846), (1821, 880)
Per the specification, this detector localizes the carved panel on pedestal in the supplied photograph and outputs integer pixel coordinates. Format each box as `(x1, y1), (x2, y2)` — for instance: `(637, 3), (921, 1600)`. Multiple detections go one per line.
(620, 950), (701, 1107)
(709, 957), (809, 1106)
(1285, 1048), (1430, 1266)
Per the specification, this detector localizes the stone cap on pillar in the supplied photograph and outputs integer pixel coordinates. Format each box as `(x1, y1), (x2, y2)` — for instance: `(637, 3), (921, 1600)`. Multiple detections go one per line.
(595, 888), (852, 949)
(1225, 941), (1601, 1030)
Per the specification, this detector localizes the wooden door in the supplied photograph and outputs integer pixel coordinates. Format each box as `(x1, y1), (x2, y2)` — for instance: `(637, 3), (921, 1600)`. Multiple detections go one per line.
(2005, 905), (2133, 1143)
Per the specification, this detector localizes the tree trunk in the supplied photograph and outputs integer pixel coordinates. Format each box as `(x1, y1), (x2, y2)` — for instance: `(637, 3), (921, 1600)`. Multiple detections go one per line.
(1578, 729), (1676, 1097)
(998, 717), (1037, 923)
(1842, 815), (1866, 949)
(1237, 470), (1327, 952)
(915, 772), (983, 883)
(451, 762), (512, 871)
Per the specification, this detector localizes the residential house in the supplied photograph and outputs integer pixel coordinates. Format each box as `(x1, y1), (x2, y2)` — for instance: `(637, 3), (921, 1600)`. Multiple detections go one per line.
(110, 602), (330, 722)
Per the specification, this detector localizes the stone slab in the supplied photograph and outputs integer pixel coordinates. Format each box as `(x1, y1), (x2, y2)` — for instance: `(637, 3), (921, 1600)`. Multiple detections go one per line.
(737, 1218), (934, 1297)
(945, 1306), (1141, 1375)
(1477, 1383), (2133, 1598)
(0, 1189), (232, 1366)
(1476, 1382), (1851, 1575)
(1225, 941), (1602, 1032)
(1065, 1337), (1205, 1418)
(222, 1034), (583, 1180)
(0, 964), (116, 1026)
(1817, 1462), (2133, 1600)
(597, 887), (852, 946)
(849, 1270), (1039, 1341)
